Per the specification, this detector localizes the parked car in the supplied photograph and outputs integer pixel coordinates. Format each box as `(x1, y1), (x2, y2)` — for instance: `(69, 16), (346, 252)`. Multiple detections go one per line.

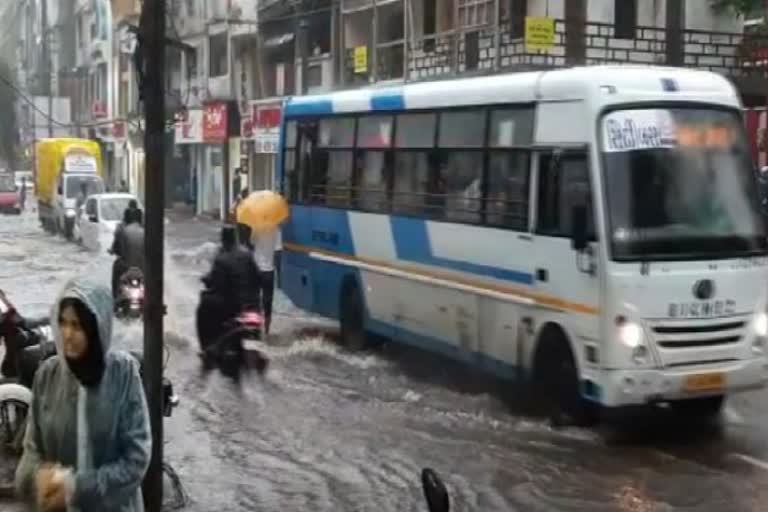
(78, 193), (143, 253)
(0, 173), (20, 214)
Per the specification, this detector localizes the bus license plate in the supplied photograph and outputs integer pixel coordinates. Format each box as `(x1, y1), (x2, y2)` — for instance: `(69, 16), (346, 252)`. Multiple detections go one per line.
(684, 373), (725, 392)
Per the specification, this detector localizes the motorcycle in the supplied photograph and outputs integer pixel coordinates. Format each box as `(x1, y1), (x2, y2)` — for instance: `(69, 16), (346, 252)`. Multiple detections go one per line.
(0, 289), (53, 385)
(115, 267), (145, 320)
(422, 468), (450, 512)
(197, 277), (269, 379)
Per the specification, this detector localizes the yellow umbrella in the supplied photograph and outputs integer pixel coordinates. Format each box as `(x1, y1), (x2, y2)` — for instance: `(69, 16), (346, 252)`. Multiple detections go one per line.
(236, 190), (290, 233)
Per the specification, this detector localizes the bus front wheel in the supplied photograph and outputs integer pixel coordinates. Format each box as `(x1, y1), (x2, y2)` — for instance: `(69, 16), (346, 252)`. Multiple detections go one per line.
(533, 328), (595, 427)
(339, 280), (367, 351)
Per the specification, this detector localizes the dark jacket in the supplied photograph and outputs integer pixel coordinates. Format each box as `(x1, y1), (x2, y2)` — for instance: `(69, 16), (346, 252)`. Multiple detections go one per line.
(204, 246), (261, 317)
(112, 222), (145, 272)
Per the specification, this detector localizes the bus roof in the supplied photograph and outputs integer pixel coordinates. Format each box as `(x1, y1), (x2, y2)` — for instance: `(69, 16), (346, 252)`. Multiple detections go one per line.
(284, 65), (740, 118)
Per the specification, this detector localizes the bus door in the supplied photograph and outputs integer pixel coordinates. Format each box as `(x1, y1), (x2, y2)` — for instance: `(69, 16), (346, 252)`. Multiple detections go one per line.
(531, 149), (601, 380)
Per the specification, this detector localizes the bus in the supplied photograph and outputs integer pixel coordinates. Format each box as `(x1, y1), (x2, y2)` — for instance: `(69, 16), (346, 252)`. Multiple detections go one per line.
(277, 65), (768, 422)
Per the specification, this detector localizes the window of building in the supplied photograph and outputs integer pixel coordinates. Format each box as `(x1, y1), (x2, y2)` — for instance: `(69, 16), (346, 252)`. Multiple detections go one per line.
(508, 0), (527, 39)
(186, 0), (196, 17)
(457, 0), (493, 28)
(209, 32), (228, 78)
(614, 0), (637, 40)
(536, 151), (595, 238)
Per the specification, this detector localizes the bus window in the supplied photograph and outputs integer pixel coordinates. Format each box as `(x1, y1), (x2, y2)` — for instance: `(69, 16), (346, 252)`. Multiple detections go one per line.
(393, 152), (431, 216)
(438, 110), (485, 148)
(296, 121), (319, 203)
(356, 151), (391, 212)
(487, 151), (530, 230)
(358, 115), (393, 148)
(283, 121), (298, 199)
(489, 108), (534, 147)
(395, 113), (436, 148)
(325, 151), (354, 207)
(537, 151), (595, 239)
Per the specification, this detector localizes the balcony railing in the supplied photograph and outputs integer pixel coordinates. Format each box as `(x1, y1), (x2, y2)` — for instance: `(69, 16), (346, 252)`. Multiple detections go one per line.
(341, 20), (768, 88)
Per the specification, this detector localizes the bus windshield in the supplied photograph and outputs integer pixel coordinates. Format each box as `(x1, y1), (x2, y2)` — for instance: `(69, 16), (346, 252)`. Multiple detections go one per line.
(602, 107), (767, 261)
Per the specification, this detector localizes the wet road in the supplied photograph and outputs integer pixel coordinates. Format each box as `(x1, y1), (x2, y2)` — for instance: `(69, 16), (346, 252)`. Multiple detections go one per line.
(2, 209), (768, 511)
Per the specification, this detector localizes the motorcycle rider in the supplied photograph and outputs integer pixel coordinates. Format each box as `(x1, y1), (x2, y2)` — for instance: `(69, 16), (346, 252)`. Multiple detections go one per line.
(196, 225), (261, 359)
(111, 206), (145, 300)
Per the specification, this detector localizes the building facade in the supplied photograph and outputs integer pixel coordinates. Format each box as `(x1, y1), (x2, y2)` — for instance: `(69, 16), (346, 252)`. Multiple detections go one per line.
(15, 0), (768, 214)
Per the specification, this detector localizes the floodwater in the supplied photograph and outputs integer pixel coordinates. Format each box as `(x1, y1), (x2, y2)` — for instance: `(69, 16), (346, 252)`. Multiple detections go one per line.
(2, 209), (768, 511)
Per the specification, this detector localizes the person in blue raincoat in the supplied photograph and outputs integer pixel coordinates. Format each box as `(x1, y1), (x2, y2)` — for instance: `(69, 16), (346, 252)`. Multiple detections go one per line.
(15, 275), (151, 511)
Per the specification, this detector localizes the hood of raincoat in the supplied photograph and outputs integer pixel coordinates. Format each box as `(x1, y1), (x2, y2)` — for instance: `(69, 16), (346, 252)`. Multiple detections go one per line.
(50, 274), (113, 381)
(15, 274), (151, 512)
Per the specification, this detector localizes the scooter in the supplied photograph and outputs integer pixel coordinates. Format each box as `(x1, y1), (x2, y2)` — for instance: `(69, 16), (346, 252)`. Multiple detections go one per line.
(0, 289), (53, 385)
(115, 267), (145, 320)
(199, 308), (269, 379)
(197, 277), (269, 379)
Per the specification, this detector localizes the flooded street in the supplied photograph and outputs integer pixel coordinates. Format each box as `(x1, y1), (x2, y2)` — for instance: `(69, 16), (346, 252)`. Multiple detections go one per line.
(3, 210), (768, 511)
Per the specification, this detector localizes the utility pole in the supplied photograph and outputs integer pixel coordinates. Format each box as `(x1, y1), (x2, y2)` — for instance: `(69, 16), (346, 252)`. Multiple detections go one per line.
(298, 17), (309, 95)
(139, 0), (165, 509)
(41, 0), (53, 137)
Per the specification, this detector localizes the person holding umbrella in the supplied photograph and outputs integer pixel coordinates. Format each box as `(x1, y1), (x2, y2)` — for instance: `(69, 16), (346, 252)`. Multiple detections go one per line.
(237, 190), (290, 337)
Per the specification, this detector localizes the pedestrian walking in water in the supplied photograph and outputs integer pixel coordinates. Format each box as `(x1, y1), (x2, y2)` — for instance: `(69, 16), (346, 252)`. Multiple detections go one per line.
(19, 177), (27, 211)
(15, 275), (151, 511)
(251, 227), (282, 337)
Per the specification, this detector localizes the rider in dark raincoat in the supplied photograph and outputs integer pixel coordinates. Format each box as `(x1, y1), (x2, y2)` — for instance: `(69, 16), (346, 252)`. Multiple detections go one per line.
(15, 275), (151, 511)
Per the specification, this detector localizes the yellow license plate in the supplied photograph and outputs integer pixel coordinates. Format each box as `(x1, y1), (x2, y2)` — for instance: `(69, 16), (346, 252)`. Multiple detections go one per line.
(684, 373), (725, 392)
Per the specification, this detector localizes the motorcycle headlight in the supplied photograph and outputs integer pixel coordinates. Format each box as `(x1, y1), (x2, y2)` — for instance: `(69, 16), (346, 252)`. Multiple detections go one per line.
(65, 209), (76, 218)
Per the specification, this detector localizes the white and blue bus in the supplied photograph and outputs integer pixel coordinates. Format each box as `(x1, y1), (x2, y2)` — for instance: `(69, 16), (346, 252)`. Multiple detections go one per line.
(277, 65), (768, 421)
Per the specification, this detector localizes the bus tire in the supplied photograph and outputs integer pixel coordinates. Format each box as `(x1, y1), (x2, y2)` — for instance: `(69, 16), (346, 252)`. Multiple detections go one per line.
(339, 279), (367, 351)
(533, 326), (595, 427)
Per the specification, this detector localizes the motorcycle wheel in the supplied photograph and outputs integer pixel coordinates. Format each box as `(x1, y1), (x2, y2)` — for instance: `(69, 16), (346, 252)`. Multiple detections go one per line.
(0, 384), (31, 454)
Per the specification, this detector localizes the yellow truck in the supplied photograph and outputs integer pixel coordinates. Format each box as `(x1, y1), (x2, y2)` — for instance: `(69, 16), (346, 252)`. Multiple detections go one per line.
(36, 138), (105, 240)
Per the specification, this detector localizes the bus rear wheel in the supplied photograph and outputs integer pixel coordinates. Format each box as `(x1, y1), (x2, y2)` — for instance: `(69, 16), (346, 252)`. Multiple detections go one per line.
(339, 280), (367, 351)
(534, 329), (595, 427)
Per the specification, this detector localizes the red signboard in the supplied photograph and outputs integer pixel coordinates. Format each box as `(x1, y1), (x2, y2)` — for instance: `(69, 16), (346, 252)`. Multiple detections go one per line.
(92, 100), (107, 119)
(251, 102), (283, 154)
(253, 104), (282, 131)
(203, 102), (228, 142)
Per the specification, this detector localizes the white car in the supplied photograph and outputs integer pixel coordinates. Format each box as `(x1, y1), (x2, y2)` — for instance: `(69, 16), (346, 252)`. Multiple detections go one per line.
(78, 193), (143, 253)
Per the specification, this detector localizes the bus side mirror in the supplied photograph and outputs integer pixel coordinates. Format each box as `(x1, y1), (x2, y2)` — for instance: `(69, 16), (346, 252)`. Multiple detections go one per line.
(571, 205), (588, 252)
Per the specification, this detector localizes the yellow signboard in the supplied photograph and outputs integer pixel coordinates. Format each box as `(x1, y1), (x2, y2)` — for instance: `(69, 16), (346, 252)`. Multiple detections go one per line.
(525, 16), (555, 51)
(354, 46), (368, 74)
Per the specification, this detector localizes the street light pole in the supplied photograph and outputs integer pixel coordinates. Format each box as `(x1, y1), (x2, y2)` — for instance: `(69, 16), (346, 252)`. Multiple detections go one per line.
(139, 0), (165, 510)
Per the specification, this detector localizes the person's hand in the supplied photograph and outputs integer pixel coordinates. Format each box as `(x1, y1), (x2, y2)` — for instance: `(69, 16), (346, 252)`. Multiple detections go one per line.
(36, 464), (68, 511)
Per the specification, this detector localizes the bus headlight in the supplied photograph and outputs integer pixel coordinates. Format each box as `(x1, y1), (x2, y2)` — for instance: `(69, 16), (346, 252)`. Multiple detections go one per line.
(619, 321), (643, 348)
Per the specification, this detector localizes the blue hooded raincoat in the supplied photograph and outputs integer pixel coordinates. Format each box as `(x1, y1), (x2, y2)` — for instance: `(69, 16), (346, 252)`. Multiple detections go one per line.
(15, 275), (151, 511)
